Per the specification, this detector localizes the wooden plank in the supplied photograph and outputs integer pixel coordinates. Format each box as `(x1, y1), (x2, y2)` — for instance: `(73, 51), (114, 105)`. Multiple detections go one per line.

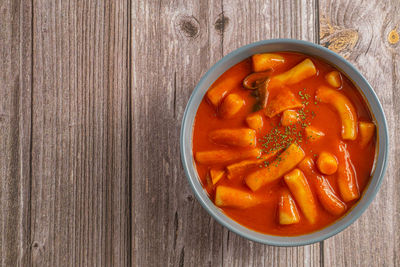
(220, 1), (320, 266)
(319, 0), (400, 266)
(131, 0), (320, 266)
(0, 0), (32, 266)
(131, 0), (224, 266)
(30, 0), (130, 266)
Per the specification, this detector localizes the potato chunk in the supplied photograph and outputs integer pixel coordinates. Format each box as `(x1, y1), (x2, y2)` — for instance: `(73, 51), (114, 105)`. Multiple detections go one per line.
(246, 113), (264, 130)
(337, 142), (360, 202)
(195, 148), (262, 165)
(264, 89), (303, 118)
(215, 186), (260, 208)
(284, 169), (317, 224)
(270, 58), (317, 86)
(299, 157), (346, 215)
(245, 143), (305, 191)
(316, 86), (358, 140)
(358, 121), (375, 147)
(316, 152), (338, 175)
(209, 128), (256, 148)
(219, 93), (245, 118)
(305, 126), (325, 141)
(252, 53), (285, 72)
(278, 188), (300, 225)
(325, 71), (342, 88)
(281, 110), (299, 126)
(210, 169), (225, 185)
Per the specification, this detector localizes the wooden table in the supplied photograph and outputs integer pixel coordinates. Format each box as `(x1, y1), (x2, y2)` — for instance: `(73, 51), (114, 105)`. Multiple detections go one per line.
(1, 0), (399, 266)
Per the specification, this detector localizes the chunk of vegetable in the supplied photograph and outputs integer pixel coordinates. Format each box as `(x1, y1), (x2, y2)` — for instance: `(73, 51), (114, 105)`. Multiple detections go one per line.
(219, 93), (245, 118)
(325, 71), (342, 88)
(195, 148), (262, 165)
(305, 126), (325, 141)
(299, 157), (346, 215)
(337, 142), (360, 202)
(243, 71), (270, 90)
(316, 86), (358, 140)
(279, 188), (300, 225)
(245, 143), (305, 191)
(246, 113), (264, 130)
(210, 169), (225, 185)
(358, 121), (375, 147)
(209, 128), (256, 148)
(264, 89), (303, 118)
(207, 76), (241, 107)
(281, 110), (299, 126)
(316, 152), (338, 175)
(226, 150), (280, 179)
(215, 186), (260, 208)
(269, 58), (317, 87)
(252, 53), (285, 72)
(284, 169), (318, 224)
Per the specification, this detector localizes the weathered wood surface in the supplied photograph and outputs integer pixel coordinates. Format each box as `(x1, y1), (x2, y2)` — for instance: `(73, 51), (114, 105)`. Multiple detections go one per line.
(1, 0), (130, 266)
(0, 0), (32, 266)
(319, 0), (400, 266)
(0, 0), (399, 266)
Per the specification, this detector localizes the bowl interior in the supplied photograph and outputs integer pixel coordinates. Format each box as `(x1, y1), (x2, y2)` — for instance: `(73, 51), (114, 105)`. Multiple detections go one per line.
(180, 39), (388, 246)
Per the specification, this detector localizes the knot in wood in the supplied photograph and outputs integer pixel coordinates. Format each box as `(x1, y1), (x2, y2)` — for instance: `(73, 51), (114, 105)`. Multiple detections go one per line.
(214, 13), (229, 35)
(322, 29), (359, 59)
(176, 15), (200, 39)
(388, 28), (399, 44)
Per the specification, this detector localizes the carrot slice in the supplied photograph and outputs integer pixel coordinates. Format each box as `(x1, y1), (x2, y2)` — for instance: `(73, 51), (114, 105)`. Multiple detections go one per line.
(299, 157), (346, 215)
(215, 186), (260, 209)
(209, 128), (256, 148)
(264, 89), (303, 118)
(284, 169), (318, 224)
(210, 169), (225, 185)
(245, 143), (305, 191)
(219, 93), (245, 118)
(195, 148), (262, 165)
(252, 53), (285, 72)
(358, 121), (375, 147)
(278, 188), (300, 225)
(316, 86), (358, 140)
(337, 142), (360, 202)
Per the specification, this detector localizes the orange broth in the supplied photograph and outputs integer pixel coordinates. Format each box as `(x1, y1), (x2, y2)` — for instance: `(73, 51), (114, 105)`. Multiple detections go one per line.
(192, 52), (376, 236)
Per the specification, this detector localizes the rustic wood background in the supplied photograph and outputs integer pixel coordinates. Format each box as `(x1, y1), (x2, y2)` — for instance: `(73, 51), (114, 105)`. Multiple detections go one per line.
(0, 0), (399, 266)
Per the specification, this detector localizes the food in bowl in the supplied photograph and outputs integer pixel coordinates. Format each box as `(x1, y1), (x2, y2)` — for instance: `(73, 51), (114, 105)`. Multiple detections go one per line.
(192, 52), (376, 236)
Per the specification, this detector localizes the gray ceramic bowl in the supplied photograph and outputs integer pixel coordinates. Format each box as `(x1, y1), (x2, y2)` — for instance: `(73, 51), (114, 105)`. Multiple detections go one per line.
(180, 39), (388, 246)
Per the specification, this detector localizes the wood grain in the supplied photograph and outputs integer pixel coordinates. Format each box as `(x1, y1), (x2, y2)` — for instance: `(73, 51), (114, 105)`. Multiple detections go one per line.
(319, 0), (400, 266)
(0, 0), (32, 266)
(131, 0), (320, 266)
(29, 0), (130, 266)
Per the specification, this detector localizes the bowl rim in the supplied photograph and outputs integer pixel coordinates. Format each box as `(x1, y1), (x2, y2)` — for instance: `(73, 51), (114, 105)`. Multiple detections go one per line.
(180, 39), (389, 246)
